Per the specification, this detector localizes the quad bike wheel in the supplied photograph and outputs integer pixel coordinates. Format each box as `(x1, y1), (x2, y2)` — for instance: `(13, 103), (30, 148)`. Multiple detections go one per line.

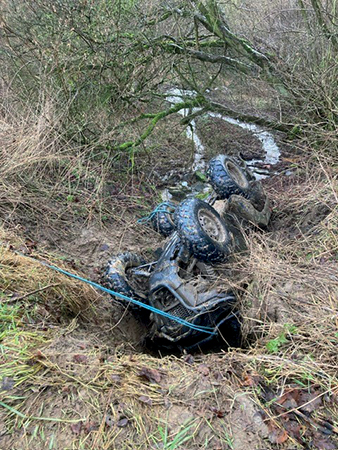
(175, 198), (233, 263)
(104, 252), (147, 310)
(150, 202), (176, 237)
(207, 155), (251, 199)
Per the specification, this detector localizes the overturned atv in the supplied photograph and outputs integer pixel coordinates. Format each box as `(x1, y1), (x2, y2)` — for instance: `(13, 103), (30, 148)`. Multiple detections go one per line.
(103, 155), (271, 351)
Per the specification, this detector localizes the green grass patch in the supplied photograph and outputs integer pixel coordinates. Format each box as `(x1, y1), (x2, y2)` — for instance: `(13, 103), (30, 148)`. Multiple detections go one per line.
(266, 323), (298, 354)
(0, 303), (47, 388)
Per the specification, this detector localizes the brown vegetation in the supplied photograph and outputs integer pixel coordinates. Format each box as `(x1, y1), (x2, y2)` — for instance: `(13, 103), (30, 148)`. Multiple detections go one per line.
(0, 0), (337, 449)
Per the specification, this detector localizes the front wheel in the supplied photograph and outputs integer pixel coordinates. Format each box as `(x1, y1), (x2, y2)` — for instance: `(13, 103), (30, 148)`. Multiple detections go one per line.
(175, 198), (233, 263)
(207, 155), (251, 199)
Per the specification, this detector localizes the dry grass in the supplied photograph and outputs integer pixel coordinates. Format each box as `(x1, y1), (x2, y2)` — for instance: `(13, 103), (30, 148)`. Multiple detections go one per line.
(0, 344), (245, 449)
(0, 82), (181, 233)
(0, 226), (101, 320)
(238, 157), (337, 358)
(0, 92), (68, 207)
(0, 83), (126, 227)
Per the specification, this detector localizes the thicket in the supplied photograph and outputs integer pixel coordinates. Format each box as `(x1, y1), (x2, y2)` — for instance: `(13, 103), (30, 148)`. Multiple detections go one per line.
(1, 0), (337, 153)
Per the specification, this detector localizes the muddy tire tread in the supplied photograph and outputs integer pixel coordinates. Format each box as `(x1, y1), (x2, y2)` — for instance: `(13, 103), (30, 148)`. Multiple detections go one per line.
(150, 202), (176, 237)
(175, 198), (232, 263)
(104, 252), (146, 311)
(208, 155), (250, 199)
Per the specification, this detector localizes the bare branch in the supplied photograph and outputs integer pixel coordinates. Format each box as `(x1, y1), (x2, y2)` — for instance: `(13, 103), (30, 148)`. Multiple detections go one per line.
(194, 1), (271, 69)
(164, 42), (253, 73)
(207, 100), (293, 132)
(310, 0), (338, 48)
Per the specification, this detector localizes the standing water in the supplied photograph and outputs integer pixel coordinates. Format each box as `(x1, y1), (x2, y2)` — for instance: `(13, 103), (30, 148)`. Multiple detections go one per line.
(166, 88), (281, 180)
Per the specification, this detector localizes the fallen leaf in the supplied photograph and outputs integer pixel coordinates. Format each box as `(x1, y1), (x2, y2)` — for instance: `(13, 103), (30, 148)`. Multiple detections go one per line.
(70, 422), (83, 435)
(27, 239), (37, 247)
(284, 419), (301, 441)
(282, 157), (301, 163)
(183, 354), (194, 365)
(242, 373), (260, 387)
(276, 388), (301, 410)
(210, 407), (225, 418)
(138, 367), (161, 383)
(268, 428), (288, 444)
(299, 390), (323, 413)
(25, 240), (37, 250)
(312, 435), (336, 450)
(280, 397), (298, 410)
(84, 421), (98, 433)
(279, 388), (301, 405)
(117, 417), (129, 427)
(138, 395), (152, 406)
(73, 354), (88, 364)
(33, 350), (45, 359)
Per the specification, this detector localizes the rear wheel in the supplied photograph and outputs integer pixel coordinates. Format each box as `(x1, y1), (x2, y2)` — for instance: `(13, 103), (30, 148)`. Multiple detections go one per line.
(175, 198), (233, 263)
(207, 155), (251, 199)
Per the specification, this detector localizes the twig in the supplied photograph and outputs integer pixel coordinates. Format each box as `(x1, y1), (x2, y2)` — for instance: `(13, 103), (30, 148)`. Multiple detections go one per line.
(272, 386), (338, 427)
(0, 401), (84, 423)
(3, 283), (60, 303)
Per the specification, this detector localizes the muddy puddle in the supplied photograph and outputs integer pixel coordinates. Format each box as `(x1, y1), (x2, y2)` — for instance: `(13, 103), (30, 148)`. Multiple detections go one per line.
(166, 88), (282, 180)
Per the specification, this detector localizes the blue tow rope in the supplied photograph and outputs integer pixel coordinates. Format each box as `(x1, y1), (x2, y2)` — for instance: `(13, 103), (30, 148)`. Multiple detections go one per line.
(137, 202), (174, 224)
(34, 259), (216, 336)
